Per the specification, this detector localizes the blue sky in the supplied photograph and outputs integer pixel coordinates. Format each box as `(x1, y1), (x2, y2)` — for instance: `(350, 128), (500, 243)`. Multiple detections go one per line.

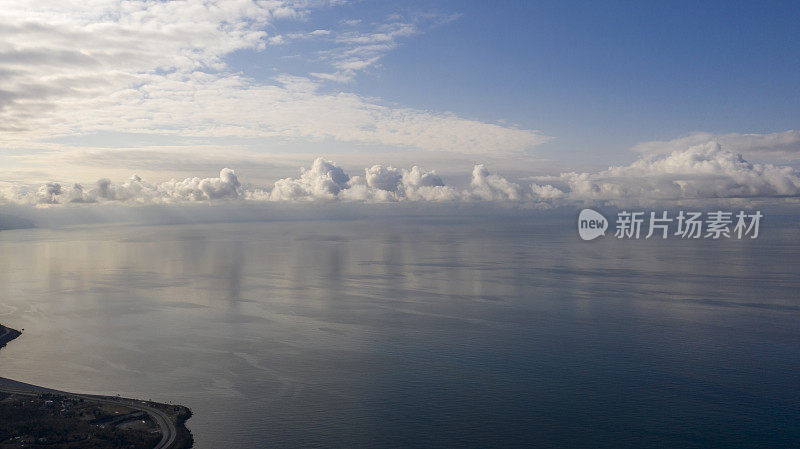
(0, 0), (799, 206)
(226, 0), (800, 164)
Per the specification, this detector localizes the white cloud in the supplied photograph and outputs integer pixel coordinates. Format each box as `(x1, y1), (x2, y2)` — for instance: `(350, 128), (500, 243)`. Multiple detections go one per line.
(308, 12), (457, 82)
(530, 142), (800, 205)
(3, 158), (490, 205)
(15, 168), (244, 205)
(159, 168), (243, 201)
(364, 165), (402, 191)
(467, 164), (524, 201)
(4, 146), (800, 207)
(341, 163), (458, 202)
(36, 183), (63, 205)
(268, 158), (459, 202)
(0, 0), (549, 160)
(632, 130), (800, 160)
(268, 157), (350, 201)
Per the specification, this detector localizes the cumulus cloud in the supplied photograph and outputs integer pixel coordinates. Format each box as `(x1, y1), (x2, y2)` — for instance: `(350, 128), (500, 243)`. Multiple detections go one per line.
(7, 144), (800, 208)
(631, 130), (800, 161)
(268, 158), (350, 201)
(28, 168), (242, 205)
(341, 163), (458, 201)
(364, 165), (402, 191)
(529, 142), (800, 205)
(467, 164), (524, 201)
(160, 168), (242, 201)
(402, 165), (445, 188)
(7, 158), (475, 205)
(267, 158), (458, 202)
(36, 183), (63, 205)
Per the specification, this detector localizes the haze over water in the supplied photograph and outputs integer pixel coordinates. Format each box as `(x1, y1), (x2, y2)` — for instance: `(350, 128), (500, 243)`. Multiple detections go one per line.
(1, 214), (799, 448)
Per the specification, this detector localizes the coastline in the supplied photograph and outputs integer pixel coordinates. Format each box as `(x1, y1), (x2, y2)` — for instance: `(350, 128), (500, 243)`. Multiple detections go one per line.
(0, 323), (193, 449)
(0, 324), (21, 350)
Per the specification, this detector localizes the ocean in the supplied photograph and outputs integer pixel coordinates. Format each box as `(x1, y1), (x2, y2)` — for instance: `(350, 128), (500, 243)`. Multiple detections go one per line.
(1, 213), (799, 448)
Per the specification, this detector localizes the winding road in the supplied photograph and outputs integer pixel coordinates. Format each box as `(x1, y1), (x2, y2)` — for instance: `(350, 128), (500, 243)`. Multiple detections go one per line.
(0, 377), (178, 449)
(1, 323), (179, 448)
(77, 393), (177, 449)
(0, 326), (178, 449)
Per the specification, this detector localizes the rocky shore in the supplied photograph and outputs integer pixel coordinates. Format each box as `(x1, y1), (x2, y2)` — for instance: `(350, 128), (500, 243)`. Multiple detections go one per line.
(0, 325), (21, 350)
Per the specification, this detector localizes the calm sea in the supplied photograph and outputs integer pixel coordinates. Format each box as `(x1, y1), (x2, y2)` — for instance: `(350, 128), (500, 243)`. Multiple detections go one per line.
(1, 214), (799, 448)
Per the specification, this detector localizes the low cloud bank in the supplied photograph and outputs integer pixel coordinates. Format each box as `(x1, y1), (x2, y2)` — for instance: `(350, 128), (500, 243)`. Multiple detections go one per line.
(530, 142), (800, 204)
(20, 168), (244, 205)
(632, 130), (800, 160)
(3, 142), (800, 208)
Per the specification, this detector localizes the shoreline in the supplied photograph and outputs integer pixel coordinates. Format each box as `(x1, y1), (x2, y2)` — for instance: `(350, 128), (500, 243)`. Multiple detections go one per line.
(0, 323), (193, 449)
(0, 324), (21, 350)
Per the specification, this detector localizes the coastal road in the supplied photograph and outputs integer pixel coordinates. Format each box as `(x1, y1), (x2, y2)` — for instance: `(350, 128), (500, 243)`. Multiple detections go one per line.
(78, 393), (177, 449)
(0, 324), (179, 448)
(0, 377), (178, 449)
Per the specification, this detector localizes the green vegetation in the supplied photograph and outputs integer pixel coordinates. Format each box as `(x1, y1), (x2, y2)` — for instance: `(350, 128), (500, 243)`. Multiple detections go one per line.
(0, 392), (160, 448)
(0, 323), (193, 448)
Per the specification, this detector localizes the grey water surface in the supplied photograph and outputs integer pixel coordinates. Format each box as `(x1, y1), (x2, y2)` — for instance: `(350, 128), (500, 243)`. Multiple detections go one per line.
(0, 215), (798, 448)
